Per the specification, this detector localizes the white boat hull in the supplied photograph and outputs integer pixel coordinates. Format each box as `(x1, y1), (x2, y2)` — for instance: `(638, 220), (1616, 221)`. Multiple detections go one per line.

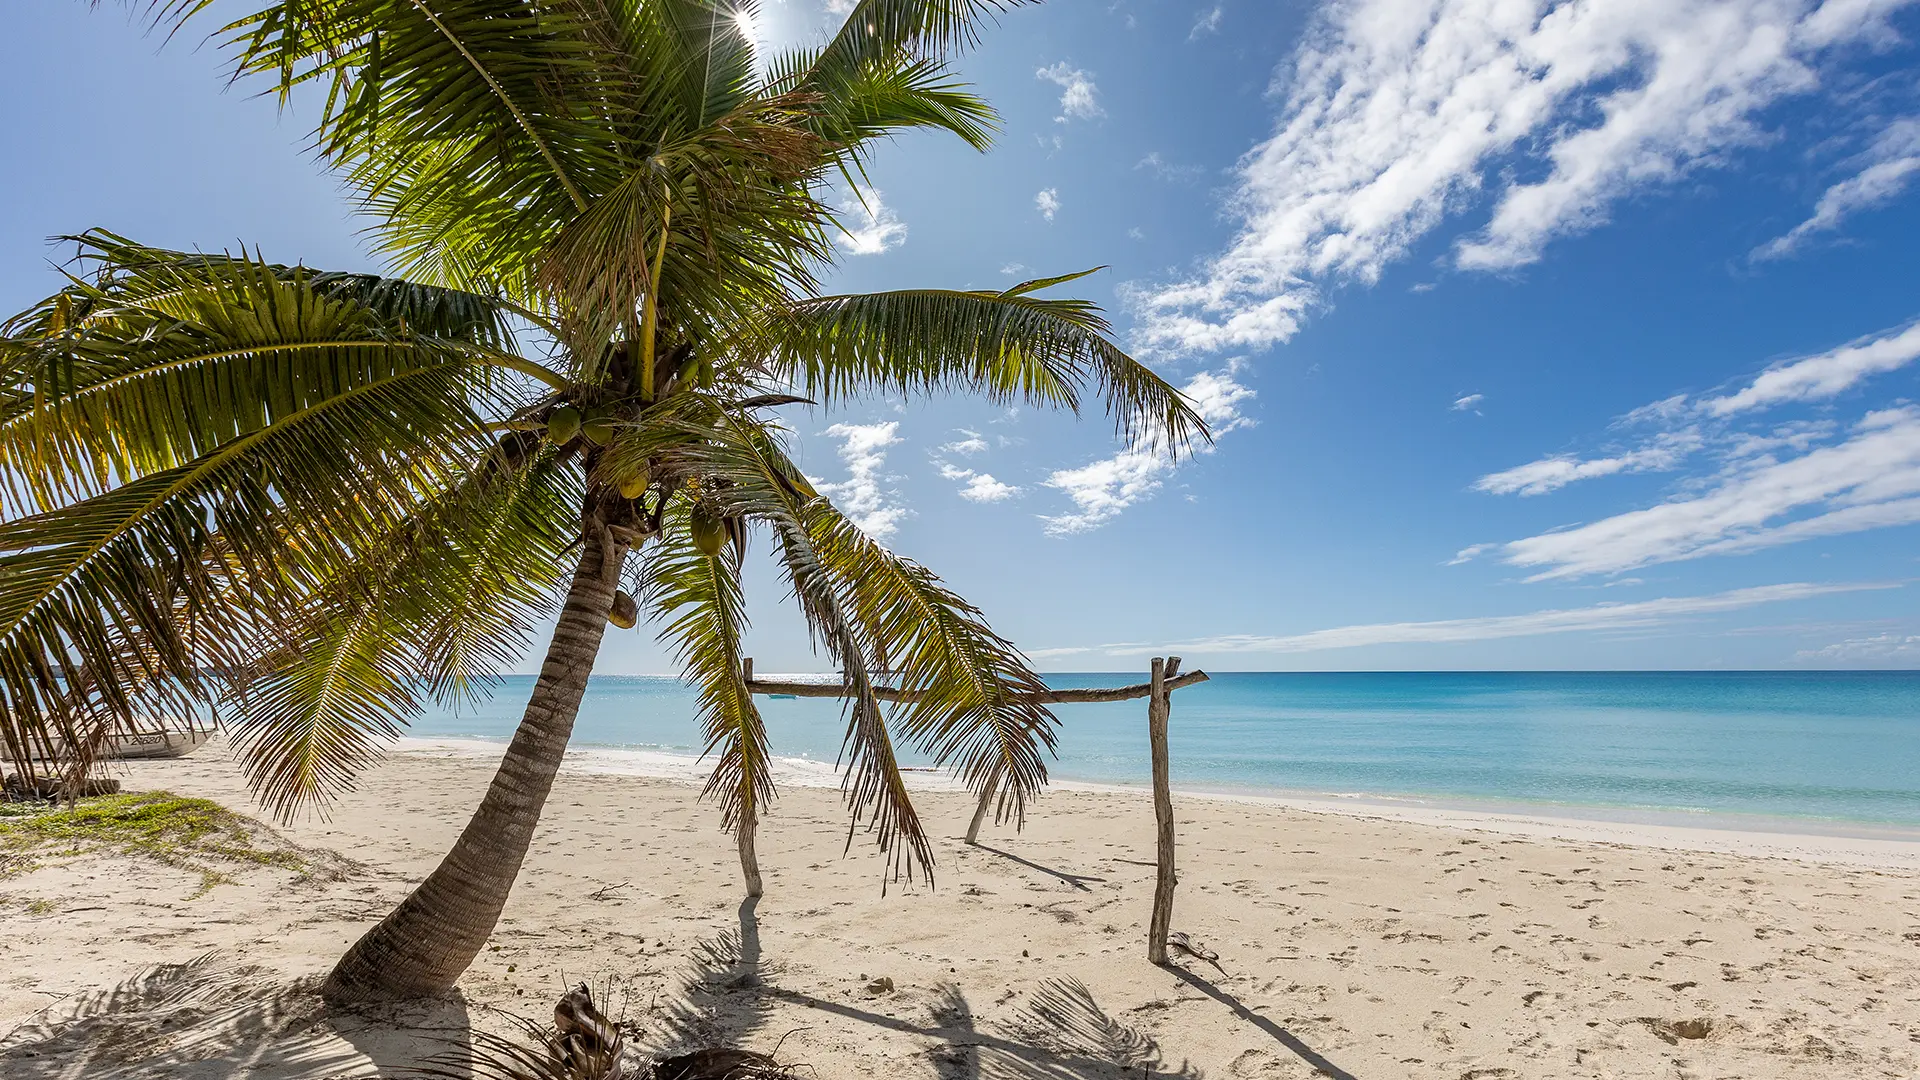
(10, 729), (214, 764)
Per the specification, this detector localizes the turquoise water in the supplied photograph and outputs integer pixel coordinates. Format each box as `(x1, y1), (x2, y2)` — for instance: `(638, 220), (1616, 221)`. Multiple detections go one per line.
(411, 671), (1920, 830)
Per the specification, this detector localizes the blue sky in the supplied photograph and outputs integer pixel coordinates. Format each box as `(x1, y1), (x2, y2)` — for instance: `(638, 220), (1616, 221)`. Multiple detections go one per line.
(6, 0), (1919, 671)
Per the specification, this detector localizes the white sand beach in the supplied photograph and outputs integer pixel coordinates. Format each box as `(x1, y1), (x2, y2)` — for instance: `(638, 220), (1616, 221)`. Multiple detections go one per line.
(3, 740), (1918, 1079)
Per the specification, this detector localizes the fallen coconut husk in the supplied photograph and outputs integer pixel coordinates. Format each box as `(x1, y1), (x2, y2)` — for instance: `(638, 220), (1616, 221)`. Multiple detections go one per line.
(406, 985), (792, 1080)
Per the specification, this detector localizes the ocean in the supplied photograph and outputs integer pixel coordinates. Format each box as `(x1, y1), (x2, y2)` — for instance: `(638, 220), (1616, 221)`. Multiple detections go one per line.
(409, 671), (1920, 834)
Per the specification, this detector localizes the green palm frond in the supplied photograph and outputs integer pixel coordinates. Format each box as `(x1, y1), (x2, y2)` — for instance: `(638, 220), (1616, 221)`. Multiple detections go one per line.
(809, 0), (1030, 75)
(797, 499), (1057, 829)
(0, 242), (508, 784)
(654, 404), (1057, 875)
(0, 239), (532, 514)
(230, 444), (580, 818)
(639, 502), (770, 836)
(759, 283), (1209, 451)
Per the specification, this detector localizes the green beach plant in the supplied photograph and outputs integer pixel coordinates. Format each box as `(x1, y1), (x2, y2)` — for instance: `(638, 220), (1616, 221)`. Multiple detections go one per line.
(0, 0), (1206, 1003)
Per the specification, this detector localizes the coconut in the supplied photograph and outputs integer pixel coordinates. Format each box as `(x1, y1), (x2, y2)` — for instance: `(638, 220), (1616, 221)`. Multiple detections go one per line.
(607, 590), (639, 629)
(547, 405), (582, 445)
(581, 417), (615, 446)
(617, 468), (650, 501)
(689, 505), (726, 557)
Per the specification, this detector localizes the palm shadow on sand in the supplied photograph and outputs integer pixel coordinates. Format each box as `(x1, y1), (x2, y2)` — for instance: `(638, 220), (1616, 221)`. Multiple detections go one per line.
(0, 953), (473, 1080)
(964, 843), (1107, 893)
(1165, 965), (1358, 1080)
(654, 902), (1200, 1079)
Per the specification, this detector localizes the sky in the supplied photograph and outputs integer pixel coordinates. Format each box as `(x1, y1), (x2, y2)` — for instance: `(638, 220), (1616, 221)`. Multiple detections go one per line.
(4, 0), (1919, 672)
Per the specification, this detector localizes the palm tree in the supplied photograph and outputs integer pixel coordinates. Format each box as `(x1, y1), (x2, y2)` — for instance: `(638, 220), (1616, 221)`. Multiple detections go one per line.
(0, 0), (1205, 1004)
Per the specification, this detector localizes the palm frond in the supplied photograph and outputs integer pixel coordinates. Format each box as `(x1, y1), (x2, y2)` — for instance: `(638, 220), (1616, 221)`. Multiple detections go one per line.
(0, 239), (533, 514)
(758, 284), (1209, 451)
(638, 502), (770, 837)
(229, 444), (580, 818)
(797, 499), (1057, 830)
(0, 242), (502, 790)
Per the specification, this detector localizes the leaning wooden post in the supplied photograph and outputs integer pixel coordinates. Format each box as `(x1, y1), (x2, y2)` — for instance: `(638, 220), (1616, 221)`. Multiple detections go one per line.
(965, 766), (1000, 845)
(1147, 656), (1180, 965)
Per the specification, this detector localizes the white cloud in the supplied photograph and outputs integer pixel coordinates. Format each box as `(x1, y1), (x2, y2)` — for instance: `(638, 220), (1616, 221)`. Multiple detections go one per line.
(1136, 152), (1205, 183)
(1038, 582), (1892, 657)
(1000, 263), (1027, 276)
(815, 422), (910, 540)
(1492, 407), (1920, 579)
(1190, 5), (1224, 39)
(1041, 366), (1255, 535)
(941, 430), (989, 456)
(833, 185), (907, 256)
(1701, 319), (1920, 415)
(1452, 393), (1485, 412)
(1035, 188), (1061, 221)
(1036, 62), (1104, 122)
(822, 0), (856, 12)
(1475, 316), (1920, 498)
(1754, 118), (1920, 260)
(939, 463), (1022, 503)
(1131, 0), (1919, 356)
(1796, 631), (1920, 663)
(1474, 430), (1704, 496)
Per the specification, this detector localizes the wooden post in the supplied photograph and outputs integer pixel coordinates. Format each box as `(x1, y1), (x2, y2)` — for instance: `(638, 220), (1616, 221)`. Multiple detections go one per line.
(1147, 656), (1180, 965)
(741, 657), (753, 685)
(965, 767), (1000, 844)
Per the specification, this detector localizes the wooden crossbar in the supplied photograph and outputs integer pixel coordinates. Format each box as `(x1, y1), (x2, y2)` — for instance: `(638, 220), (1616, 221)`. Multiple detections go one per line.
(739, 660), (1210, 703)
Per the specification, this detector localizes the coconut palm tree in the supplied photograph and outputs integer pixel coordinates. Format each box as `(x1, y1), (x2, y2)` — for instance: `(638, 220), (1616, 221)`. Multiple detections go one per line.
(0, 0), (1205, 1003)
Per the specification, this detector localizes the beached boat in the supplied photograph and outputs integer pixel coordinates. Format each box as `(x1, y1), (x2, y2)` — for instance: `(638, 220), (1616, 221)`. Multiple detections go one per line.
(9, 727), (214, 764)
(97, 729), (214, 760)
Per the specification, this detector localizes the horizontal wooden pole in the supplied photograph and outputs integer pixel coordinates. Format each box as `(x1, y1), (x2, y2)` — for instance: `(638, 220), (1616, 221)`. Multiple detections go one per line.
(743, 669), (1210, 704)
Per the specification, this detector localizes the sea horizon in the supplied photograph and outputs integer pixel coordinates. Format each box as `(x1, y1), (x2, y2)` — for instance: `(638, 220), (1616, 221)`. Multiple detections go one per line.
(410, 670), (1920, 836)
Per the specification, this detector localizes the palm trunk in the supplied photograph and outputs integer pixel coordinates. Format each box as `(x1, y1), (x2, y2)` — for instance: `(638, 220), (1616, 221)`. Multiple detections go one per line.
(965, 768), (999, 845)
(738, 807), (763, 898)
(321, 529), (628, 1004)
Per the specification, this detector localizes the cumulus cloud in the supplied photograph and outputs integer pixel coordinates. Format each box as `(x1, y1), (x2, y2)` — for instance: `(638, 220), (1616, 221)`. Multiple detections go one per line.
(941, 430), (989, 456)
(1036, 582), (1891, 657)
(1131, 0), (1919, 357)
(1041, 366), (1256, 535)
(1036, 62), (1103, 122)
(1035, 188), (1061, 221)
(815, 422), (910, 540)
(939, 463), (1022, 503)
(1495, 407), (1920, 579)
(1754, 118), (1920, 260)
(833, 185), (907, 256)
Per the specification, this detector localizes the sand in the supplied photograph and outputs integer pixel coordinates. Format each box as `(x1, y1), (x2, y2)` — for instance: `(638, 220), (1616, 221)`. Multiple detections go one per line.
(3, 738), (1918, 1079)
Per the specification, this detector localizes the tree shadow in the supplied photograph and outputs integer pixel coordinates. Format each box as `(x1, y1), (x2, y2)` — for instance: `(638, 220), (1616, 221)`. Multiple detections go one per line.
(759, 976), (1201, 1079)
(652, 905), (1195, 1078)
(1165, 966), (1357, 1080)
(0, 952), (469, 1079)
(967, 843), (1106, 892)
(646, 896), (775, 1057)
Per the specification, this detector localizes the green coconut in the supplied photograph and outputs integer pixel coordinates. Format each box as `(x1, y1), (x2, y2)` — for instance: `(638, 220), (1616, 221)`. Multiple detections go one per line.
(581, 417), (615, 446)
(617, 468), (650, 501)
(547, 406), (582, 445)
(608, 590), (639, 629)
(689, 505), (726, 557)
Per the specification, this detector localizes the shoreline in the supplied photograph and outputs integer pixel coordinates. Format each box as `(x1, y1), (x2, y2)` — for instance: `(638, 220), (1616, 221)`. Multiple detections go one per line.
(7, 741), (1919, 1077)
(398, 735), (1920, 868)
